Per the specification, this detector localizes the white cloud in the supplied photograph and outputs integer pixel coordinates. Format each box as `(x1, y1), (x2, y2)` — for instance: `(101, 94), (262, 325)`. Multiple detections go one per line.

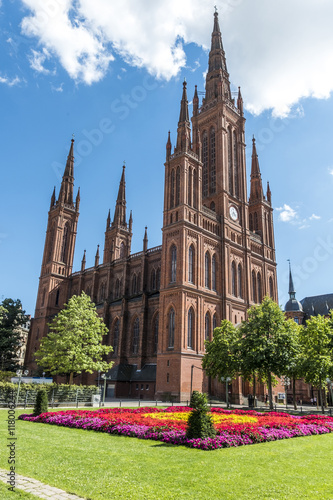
(51, 82), (64, 92)
(276, 204), (297, 223)
(0, 75), (22, 86)
(309, 214), (321, 221)
(328, 168), (333, 176)
(28, 48), (52, 74)
(19, 0), (333, 115)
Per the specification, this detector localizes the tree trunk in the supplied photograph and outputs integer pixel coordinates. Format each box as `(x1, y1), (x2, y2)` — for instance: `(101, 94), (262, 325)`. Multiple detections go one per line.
(69, 372), (74, 385)
(268, 372), (273, 410)
(293, 377), (297, 410)
(319, 378), (324, 414)
(253, 373), (256, 407)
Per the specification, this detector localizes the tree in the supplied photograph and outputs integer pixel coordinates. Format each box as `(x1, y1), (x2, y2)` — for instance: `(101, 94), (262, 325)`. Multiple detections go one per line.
(0, 299), (29, 371)
(35, 292), (113, 384)
(202, 320), (240, 405)
(284, 324), (304, 410)
(186, 391), (216, 440)
(33, 389), (49, 416)
(300, 313), (333, 413)
(240, 297), (300, 410)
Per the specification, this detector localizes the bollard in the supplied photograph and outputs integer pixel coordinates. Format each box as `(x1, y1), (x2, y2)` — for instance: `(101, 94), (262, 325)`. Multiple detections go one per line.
(24, 391), (28, 410)
(120, 400), (122, 408)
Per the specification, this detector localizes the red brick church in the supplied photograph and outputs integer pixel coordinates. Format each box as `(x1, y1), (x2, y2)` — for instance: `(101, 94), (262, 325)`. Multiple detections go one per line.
(25, 11), (278, 402)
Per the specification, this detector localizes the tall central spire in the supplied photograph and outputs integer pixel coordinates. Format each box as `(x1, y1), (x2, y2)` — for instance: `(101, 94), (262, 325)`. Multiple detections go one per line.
(113, 165), (127, 226)
(249, 137), (264, 202)
(175, 80), (191, 153)
(205, 10), (231, 102)
(58, 139), (75, 206)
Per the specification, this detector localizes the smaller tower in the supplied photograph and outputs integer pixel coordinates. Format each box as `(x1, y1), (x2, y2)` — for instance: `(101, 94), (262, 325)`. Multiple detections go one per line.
(284, 262), (304, 324)
(103, 165), (132, 263)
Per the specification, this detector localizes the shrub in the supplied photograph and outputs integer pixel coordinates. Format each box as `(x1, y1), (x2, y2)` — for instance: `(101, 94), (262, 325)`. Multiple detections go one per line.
(186, 391), (216, 440)
(33, 389), (49, 416)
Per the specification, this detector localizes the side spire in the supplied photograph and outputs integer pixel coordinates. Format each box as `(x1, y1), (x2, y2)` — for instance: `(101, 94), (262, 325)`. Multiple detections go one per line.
(113, 165), (127, 226)
(249, 136), (264, 202)
(175, 80), (191, 153)
(50, 187), (56, 209)
(81, 249), (86, 272)
(237, 87), (243, 115)
(58, 138), (75, 206)
(143, 226), (148, 252)
(288, 261), (296, 299)
(95, 245), (100, 267)
(166, 131), (172, 160)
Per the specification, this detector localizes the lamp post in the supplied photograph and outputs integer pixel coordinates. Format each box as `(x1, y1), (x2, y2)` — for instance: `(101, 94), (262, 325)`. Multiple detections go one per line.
(281, 376), (290, 409)
(326, 378), (333, 407)
(15, 369), (29, 406)
(221, 377), (231, 408)
(101, 374), (107, 406)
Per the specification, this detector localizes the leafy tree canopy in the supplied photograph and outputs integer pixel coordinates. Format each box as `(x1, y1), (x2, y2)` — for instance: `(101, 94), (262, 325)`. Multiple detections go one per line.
(35, 292), (113, 383)
(0, 298), (29, 371)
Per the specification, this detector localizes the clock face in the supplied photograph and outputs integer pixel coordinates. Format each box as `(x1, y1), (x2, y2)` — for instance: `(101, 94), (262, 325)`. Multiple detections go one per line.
(229, 206), (238, 221)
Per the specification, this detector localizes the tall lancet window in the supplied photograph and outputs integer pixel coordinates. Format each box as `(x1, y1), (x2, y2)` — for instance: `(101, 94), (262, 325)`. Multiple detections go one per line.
(269, 276), (274, 299)
(188, 168), (192, 207)
(231, 261), (236, 296)
(205, 312), (210, 341)
(168, 308), (175, 348)
(202, 132), (208, 198)
(252, 270), (256, 303)
(193, 169), (197, 208)
(176, 167), (180, 206)
(238, 264), (242, 299)
(60, 222), (70, 263)
(210, 128), (216, 194)
(228, 127), (233, 195)
(170, 169), (175, 208)
(171, 245), (177, 282)
(113, 320), (119, 357)
(233, 131), (239, 198)
(188, 245), (194, 283)
(187, 308), (194, 349)
(257, 273), (262, 303)
(212, 254), (216, 291)
(205, 252), (210, 288)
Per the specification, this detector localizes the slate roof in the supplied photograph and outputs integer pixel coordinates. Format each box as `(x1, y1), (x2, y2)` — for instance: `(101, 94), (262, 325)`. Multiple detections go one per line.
(300, 293), (333, 317)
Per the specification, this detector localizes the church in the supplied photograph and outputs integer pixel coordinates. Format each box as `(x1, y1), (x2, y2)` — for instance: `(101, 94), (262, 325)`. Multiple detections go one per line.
(25, 11), (278, 403)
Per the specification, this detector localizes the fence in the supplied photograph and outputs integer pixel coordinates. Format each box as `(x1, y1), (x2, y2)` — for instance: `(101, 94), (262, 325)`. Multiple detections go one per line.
(0, 386), (100, 409)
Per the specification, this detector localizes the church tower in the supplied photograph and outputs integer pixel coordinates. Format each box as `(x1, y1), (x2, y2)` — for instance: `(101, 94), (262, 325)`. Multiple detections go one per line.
(25, 139), (80, 370)
(156, 10), (278, 401)
(103, 165), (132, 263)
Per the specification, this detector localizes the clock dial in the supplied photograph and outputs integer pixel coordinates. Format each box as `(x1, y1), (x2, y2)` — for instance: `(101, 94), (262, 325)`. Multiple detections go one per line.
(229, 206), (238, 221)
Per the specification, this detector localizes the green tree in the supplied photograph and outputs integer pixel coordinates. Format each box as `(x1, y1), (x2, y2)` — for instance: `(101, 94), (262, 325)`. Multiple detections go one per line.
(202, 320), (240, 406)
(35, 292), (113, 384)
(240, 297), (300, 410)
(0, 299), (29, 371)
(300, 313), (333, 413)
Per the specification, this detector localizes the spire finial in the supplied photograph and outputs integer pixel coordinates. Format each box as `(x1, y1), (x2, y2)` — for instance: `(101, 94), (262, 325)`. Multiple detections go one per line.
(214, 5), (218, 13)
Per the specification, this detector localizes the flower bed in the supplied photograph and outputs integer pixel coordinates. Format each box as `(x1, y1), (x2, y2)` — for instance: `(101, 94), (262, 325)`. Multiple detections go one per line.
(19, 407), (333, 450)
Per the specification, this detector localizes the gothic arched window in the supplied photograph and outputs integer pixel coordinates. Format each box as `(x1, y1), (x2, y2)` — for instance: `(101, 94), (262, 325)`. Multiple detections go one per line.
(60, 222), (70, 263)
(132, 318), (139, 355)
(231, 261), (236, 296)
(137, 273), (141, 293)
(205, 312), (210, 341)
(254, 212), (258, 231)
(213, 313), (217, 331)
(202, 132), (208, 198)
(115, 279), (120, 299)
(171, 245), (177, 282)
(170, 169), (175, 208)
(257, 273), (262, 303)
(120, 242), (126, 259)
(188, 167), (192, 207)
(168, 308), (175, 348)
(238, 264), (242, 298)
(269, 276), (274, 298)
(187, 308), (194, 349)
(113, 319), (119, 356)
(55, 289), (60, 306)
(154, 315), (159, 354)
(249, 213), (253, 231)
(233, 131), (239, 198)
(188, 245), (194, 283)
(205, 252), (210, 288)
(252, 270), (256, 303)
(210, 128), (216, 194)
(193, 169), (197, 208)
(176, 167), (180, 206)
(48, 224), (55, 262)
(212, 254), (216, 291)
(228, 127), (233, 195)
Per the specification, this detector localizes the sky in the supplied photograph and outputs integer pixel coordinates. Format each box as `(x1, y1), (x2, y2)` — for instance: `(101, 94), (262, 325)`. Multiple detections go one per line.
(1, 0), (333, 315)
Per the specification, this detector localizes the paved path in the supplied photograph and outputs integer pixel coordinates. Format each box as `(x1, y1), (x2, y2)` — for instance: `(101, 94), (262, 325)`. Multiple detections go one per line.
(0, 469), (85, 499)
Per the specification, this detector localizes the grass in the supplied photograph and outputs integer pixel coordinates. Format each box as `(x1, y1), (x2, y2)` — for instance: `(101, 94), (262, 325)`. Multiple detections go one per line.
(1, 409), (333, 499)
(0, 482), (38, 500)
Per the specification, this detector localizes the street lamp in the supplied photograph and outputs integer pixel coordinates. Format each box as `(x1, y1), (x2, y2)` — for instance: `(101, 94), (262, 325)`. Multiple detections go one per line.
(281, 376), (290, 409)
(221, 377), (231, 408)
(326, 378), (333, 407)
(15, 369), (29, 406)
(101, 374), (107, 406)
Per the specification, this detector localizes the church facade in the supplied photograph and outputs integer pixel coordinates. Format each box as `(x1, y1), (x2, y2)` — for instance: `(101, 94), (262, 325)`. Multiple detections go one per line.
(25, 12), (278, 402)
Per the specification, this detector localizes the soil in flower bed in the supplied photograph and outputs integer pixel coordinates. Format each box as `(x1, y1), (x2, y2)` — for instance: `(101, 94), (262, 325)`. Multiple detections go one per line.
(19, 406), (333, 451)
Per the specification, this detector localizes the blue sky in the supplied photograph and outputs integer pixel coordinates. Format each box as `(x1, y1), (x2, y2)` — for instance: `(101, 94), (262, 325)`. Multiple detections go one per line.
(1, 0), (333, 315)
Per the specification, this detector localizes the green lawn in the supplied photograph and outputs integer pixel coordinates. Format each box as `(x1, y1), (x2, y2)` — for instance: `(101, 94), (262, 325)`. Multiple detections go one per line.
(1, 409), (333, 499)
